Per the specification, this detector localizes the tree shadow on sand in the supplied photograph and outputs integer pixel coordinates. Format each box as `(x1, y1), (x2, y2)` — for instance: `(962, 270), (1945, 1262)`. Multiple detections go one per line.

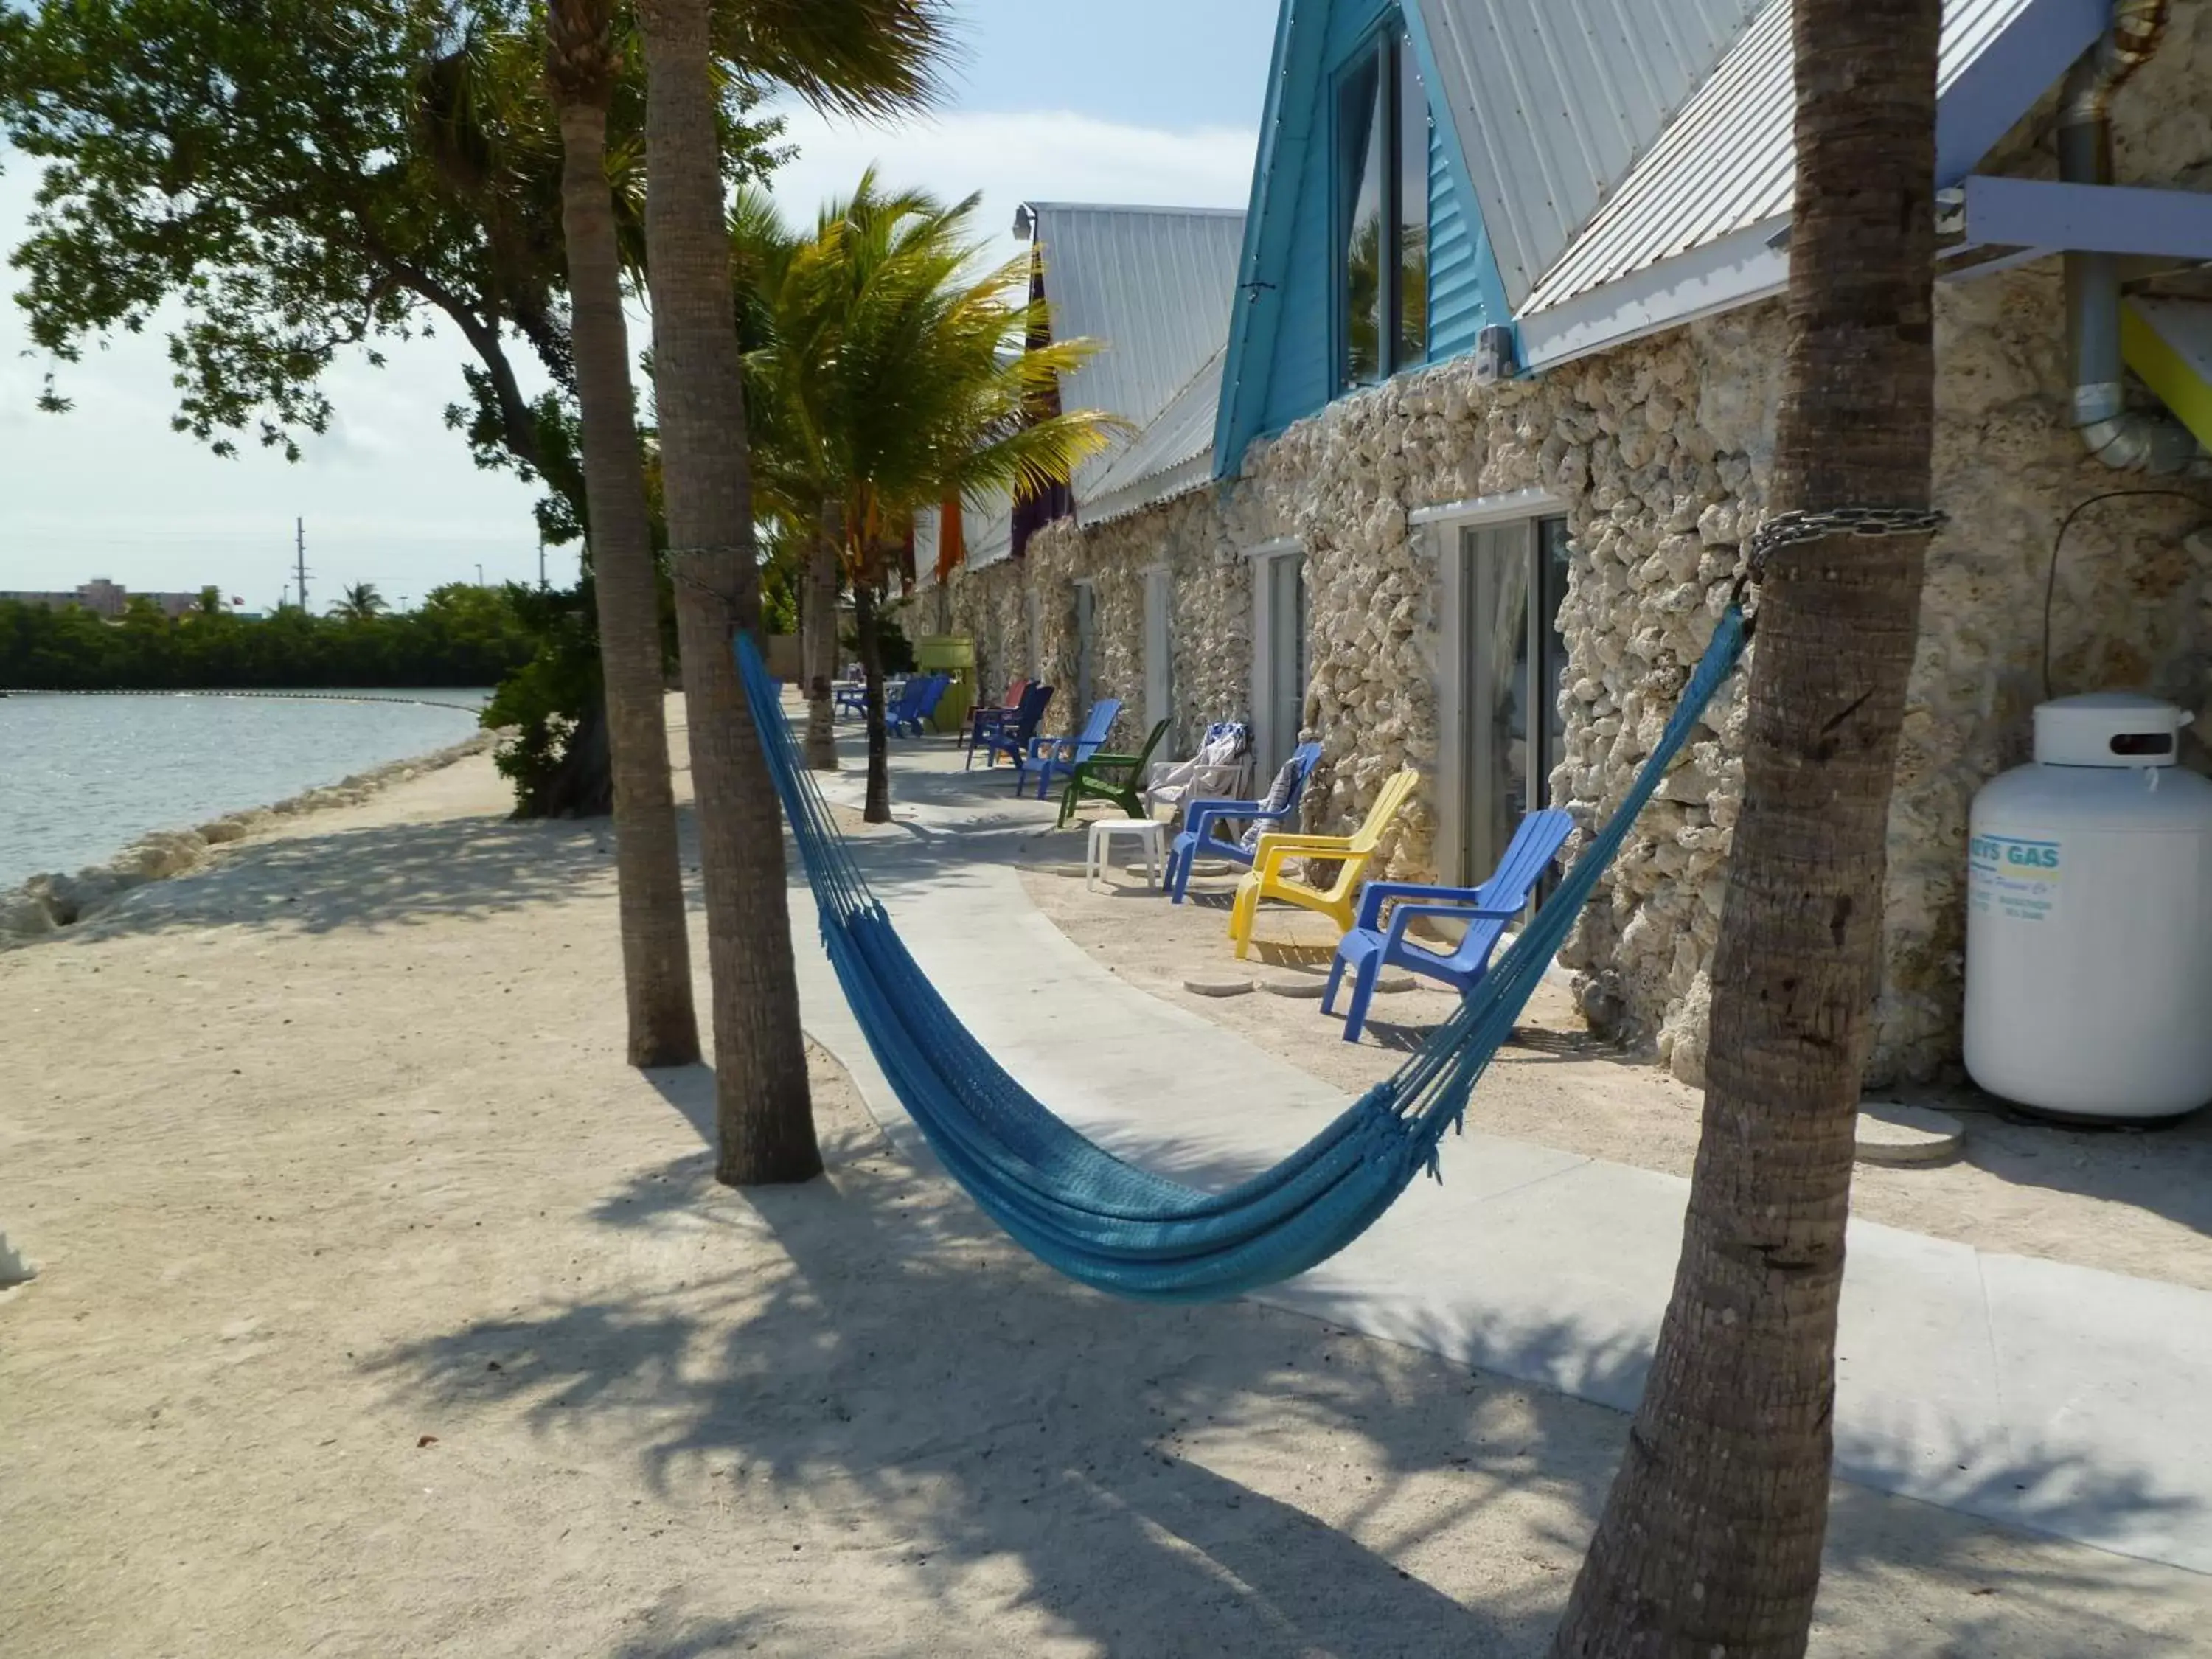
(49, 812), (622, 943)
(368, 1081), (2205, 1658)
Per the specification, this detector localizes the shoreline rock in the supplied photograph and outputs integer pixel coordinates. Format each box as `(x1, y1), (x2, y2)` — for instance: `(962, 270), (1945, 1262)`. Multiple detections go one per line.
(0, 732), (495, 944)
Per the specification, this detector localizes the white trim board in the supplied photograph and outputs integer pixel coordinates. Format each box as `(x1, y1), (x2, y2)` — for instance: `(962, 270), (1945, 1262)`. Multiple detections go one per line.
(1242, 535), (1302, 561)
(1410, 486), (1567, 529)
(1515, 218), (1788, 374)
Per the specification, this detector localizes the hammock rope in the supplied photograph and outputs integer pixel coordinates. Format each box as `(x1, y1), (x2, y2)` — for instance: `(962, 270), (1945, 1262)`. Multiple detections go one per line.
(740, 609), (1748, 1303)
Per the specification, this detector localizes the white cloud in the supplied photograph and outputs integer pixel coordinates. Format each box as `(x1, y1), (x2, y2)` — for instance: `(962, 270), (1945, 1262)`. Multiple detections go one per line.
(765, 106), (1256, 270)
(0, 160), (560, 604)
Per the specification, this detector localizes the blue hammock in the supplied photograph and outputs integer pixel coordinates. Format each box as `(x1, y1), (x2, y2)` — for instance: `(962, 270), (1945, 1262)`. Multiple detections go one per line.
(739, 610), (1747, 1304)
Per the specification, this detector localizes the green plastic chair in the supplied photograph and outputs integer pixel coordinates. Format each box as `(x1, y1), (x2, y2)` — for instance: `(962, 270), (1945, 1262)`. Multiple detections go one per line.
(1056, 718), (1172, 828)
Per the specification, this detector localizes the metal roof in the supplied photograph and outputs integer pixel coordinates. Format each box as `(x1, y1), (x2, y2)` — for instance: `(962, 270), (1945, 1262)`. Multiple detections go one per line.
(1414, 0), (1766, 311)
(1078, 347), (1225, 526)
(913, 490), (1014, 579)
(1020, 203), (1246, 502)
(1518, 0), (2084, 318)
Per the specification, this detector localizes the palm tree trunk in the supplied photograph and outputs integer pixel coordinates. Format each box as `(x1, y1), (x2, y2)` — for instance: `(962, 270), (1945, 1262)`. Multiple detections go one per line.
(550, 67), (699, 1068)
(801, 504), (841, 771)
(1548, 3), (1939, 1654)
(636, 0), (821, 1186)
(854, 576), (892, 823)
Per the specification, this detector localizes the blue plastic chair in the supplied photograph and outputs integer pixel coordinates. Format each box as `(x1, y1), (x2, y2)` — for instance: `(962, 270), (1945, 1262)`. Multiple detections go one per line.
(876, 676), (917, 731)
(1026, 698), (1122, 798)
(969, 683), (1053, 771)
(1164, 741), (1322, 902)
(963, 678), (1028, 757)
(892, 673), (950, 737)
(1322, 808), (1576, 1043)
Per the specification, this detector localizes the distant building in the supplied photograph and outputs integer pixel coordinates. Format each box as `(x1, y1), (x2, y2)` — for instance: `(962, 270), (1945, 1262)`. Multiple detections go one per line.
(0, 579), (209, 619)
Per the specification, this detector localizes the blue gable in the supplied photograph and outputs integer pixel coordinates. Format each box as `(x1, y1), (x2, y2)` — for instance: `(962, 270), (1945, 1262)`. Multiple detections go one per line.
(1214, 0), (1509, 477)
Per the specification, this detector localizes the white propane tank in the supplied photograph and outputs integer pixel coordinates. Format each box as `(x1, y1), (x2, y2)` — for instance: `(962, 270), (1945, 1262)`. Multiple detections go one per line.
(1963, 692), (2212, 1121)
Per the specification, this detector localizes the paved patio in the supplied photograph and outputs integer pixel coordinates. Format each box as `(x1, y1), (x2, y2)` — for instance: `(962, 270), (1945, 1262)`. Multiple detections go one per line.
(784, 726), (2212, 1576)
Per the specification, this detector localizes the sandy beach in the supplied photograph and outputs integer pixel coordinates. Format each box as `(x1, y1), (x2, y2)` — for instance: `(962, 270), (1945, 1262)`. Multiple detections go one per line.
(5, 719), (2211, 1657)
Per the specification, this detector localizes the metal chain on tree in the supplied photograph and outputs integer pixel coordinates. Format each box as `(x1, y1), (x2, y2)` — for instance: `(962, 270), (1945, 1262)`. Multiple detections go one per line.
(666, 549), (751, 629)
(1731, 505), (1950, 616)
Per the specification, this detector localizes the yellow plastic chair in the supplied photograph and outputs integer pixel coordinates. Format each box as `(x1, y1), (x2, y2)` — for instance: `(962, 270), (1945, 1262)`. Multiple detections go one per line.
(1228, 768), (1422, 958)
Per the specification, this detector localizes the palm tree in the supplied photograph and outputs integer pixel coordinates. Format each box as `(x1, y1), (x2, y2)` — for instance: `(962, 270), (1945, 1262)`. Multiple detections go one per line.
(1548, 1), (1942, 1654)
(542, 0), (700, 1068)
(726, 188), (843, 772)
(741, 177), (1120, 822)
(328, 582), (389, 621)
(633, 0), (950, 1187)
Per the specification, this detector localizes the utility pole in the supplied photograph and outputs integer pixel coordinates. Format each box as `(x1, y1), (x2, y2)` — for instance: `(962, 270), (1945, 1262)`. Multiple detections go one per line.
(537, 527), (546, 591)
(476, 561), (485, 588)
(293, 518), (310, 614)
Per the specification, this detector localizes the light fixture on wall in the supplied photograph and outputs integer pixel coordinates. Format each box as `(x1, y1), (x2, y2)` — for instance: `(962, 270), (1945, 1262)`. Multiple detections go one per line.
(1474, 324), (1517, 385)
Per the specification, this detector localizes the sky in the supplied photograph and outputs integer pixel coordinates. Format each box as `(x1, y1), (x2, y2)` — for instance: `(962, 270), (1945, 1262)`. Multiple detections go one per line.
(0, 0), (1276, 612)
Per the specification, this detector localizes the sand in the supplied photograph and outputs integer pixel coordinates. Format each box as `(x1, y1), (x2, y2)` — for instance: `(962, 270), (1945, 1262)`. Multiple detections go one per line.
(4, 732), (2211, 1656)
(1018, 846), (2212, 1295)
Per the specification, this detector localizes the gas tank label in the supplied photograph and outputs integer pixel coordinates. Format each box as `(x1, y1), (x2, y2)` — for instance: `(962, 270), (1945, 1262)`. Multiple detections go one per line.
(1969, 833), (2062, 923)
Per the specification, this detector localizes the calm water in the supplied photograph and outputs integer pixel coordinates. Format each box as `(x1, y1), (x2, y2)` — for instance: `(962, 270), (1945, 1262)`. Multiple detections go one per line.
(0, 691), (488, 888)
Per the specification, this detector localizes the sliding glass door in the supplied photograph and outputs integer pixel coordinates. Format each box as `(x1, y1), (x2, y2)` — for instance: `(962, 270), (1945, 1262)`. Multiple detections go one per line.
(1251, 549), (1307, 778)
(1446, 517), (1570, 884)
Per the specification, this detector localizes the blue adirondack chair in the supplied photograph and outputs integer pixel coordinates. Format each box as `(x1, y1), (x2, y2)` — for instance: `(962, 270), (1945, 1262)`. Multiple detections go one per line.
(1164, 741), (1322, 903)
(917, 672), (953, 732)
(968, 683), (1053, 771)
(963, 678), (1029, 757)
(877, 675), (922, 733)
(891, 673), (950, 737)
(1322, 807), (1576, 1043)
(1026, 698), (1121, 798)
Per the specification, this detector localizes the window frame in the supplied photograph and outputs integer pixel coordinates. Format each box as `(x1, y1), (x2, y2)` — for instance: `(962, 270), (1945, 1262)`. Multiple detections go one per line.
(1246, 541), (1308, 779)
(1427, 499), (1573, 889)
(1331, 18), (1430, 393)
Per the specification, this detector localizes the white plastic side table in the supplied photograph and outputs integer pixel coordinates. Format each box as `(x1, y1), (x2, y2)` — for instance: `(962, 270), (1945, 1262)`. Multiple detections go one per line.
(1085, 818), (1166, 893)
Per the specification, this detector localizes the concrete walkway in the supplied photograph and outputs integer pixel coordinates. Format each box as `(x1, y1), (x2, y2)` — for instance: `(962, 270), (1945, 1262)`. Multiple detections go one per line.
(787, 732), (2212, 1578)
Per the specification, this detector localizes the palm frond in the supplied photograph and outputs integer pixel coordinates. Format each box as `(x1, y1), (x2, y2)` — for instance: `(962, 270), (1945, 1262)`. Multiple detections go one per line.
(710, 0), (958, 118)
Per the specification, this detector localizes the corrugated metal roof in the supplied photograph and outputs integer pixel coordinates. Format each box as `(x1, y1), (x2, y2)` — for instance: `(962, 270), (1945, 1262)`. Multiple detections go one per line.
(1079, 347), (1225, 526)
(1414, 0), (1766, 310)
(1520, 0), (2065, 318)
(914, 490), (1015, 580)
(1020, 204), (1245, 501)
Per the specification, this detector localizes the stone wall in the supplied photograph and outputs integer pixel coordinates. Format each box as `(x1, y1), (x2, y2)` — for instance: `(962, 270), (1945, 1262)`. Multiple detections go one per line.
(1225, 266), (2211, 1087)
(942, 490), (1252, 756)
(1231, 322), (1770, 1082)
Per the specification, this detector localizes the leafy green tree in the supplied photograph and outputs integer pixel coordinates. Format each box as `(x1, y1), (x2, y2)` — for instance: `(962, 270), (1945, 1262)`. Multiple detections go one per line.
(0, 1), (584, 508)
(542, 0), (702, 1064)
(329, 583), (390, 622)
(739, 175), (1120, 821)
(632, 0), (951, 1187)
(0, 0), (775, 818)
(0, 591), (540, 689)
